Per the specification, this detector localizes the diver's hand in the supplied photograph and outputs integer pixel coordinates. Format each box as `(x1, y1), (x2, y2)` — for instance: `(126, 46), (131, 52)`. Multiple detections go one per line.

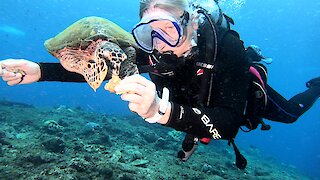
(114, 74), (170, 124)
(115, 74), (158, 118)
(0, 59), (41, 86)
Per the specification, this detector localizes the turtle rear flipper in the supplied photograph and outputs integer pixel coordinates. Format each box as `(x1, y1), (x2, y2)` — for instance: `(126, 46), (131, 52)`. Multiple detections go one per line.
(119, 60), (139, 79)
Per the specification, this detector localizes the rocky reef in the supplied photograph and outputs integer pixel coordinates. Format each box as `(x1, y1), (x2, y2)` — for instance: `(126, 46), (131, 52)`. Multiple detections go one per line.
(0, 100), (313, 179)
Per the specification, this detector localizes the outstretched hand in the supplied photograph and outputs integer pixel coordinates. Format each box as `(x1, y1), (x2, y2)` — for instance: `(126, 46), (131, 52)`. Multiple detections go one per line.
(0, 59), (41, 86)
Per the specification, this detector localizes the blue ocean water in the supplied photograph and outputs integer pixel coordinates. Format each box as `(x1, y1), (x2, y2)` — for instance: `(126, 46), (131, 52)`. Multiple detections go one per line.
(0, 0), (319, 178)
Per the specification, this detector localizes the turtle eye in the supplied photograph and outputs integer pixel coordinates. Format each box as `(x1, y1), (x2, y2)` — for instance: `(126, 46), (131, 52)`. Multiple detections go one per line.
(87, 60), (96, 69)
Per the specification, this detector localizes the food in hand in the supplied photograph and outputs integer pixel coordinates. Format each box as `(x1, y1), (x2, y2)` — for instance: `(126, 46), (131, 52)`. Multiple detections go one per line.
(0, 64), (26, 76)
(104, 75), (122, 94)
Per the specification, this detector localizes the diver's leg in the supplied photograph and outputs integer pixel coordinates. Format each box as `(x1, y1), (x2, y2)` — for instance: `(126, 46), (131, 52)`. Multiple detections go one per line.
(264, 84), (320, 123)
(289, 86), (320, 114)
(306, 77), (320, 89)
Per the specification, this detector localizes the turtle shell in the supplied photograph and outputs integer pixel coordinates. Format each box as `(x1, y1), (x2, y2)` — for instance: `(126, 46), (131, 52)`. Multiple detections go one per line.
(45, 16), (137, 53)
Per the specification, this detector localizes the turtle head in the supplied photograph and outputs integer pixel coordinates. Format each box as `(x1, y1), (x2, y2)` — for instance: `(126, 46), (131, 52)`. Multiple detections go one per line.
(52, 40), (127, 91)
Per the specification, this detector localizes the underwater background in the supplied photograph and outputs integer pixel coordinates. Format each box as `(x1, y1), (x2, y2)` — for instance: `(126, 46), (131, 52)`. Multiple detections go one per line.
(0, 0), (319, 178)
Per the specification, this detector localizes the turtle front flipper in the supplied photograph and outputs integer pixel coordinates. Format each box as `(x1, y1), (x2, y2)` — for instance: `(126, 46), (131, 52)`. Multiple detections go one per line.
(96, 41), (128, 78)
(119, 47), (139, 79)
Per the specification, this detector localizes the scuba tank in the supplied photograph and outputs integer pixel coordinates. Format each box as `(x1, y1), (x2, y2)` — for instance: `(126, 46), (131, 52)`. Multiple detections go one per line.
(189, 0), (234, 107)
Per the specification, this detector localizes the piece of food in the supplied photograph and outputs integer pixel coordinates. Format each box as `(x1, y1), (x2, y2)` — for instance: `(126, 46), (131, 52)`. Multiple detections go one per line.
(13, 69), (26, 75)
(0, 64), (26, 76)
(104, 75), (122, 93)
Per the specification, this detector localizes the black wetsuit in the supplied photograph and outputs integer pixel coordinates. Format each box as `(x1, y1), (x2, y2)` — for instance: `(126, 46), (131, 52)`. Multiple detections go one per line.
(143, 30), (251, 140)
(38, 30), (320, 142)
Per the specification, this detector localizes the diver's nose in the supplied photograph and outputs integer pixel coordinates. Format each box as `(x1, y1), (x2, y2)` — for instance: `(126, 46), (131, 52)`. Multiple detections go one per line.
(154, 39), (166, 52)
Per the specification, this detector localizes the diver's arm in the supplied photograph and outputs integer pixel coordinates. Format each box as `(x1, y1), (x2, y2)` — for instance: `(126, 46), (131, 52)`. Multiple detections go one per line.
(39, 48), (150, 82)
(163, 103), (239, 140)
(38, 63), (86, 82)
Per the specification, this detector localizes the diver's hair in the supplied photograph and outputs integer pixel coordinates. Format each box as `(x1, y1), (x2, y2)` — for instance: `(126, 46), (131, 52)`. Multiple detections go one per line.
(139, 0), (189, 18)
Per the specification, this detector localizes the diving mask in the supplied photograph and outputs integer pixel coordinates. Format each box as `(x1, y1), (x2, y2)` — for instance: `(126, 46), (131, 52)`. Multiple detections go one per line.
(132, 14), (184, 53)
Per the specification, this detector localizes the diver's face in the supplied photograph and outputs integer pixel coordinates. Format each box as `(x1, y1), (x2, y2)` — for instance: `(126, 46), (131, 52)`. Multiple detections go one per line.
(142, 8), (192, 57)
(149, 19), (180, 52)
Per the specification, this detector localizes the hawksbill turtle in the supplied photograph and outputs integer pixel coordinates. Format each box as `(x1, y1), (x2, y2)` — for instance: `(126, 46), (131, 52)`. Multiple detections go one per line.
(44, 16), (139, 91)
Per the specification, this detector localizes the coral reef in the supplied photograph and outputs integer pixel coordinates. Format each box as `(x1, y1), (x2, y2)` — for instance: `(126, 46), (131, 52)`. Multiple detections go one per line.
(43, 120), (64, 133)
(0, 100), (313, 179)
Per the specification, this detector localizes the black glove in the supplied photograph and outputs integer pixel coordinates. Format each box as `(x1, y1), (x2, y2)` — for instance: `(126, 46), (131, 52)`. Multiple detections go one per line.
(177, 134), (198, 162)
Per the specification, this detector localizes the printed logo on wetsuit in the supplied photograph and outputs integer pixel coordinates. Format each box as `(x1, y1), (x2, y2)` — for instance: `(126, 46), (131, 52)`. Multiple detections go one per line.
(201, 114), (222, 140)
(192, 108), (222, 140)
(192, 108), (201, 115)
(196, 69), (204, 76)
(179, 106), (184, 119)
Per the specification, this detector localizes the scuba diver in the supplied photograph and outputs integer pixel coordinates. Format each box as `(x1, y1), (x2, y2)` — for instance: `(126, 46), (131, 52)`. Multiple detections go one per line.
(0, 0), (319, 169)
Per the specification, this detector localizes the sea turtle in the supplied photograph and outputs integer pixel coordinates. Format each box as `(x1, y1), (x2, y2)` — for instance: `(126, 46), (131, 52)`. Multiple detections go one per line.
(44, 16), (139, 91)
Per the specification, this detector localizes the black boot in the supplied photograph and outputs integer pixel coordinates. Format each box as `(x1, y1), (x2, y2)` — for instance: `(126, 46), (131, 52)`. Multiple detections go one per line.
(306, 77), (320, 89)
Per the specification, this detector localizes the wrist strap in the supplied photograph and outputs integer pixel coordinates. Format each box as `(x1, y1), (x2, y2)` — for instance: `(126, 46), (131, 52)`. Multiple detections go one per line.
(145, 87), (170, 123)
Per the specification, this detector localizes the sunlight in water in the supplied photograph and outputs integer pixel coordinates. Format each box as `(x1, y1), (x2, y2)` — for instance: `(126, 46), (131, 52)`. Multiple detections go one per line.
(218, 0), (246, 15)
(189, 0), (246, 16)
